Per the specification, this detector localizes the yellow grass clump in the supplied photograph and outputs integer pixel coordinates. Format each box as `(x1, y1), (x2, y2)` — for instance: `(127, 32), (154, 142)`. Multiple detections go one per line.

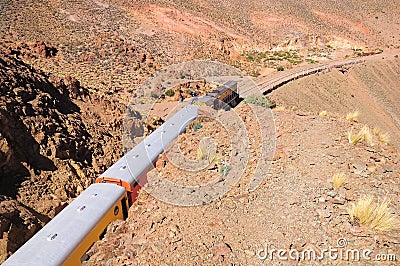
(346, 110), (359, 122)
(197, 138), (218, 164)
(332, 173), (346, 188)
(348, 196), (398, 232)
(378, 132), (390, 144)
(347, 125), (373, 145)
(273, 106), (286, 112)
(360, 125), (373, 145)
(372, 127), (381, 135)
(347, 130), (363, 145)
(319, 110), (327, 117)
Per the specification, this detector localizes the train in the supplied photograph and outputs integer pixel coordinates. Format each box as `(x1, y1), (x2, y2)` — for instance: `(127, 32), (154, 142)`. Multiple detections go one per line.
(194, 80), (239, 110)
(2, 81), (240, 266)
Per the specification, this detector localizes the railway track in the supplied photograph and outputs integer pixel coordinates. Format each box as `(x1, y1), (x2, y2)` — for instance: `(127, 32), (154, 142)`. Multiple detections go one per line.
(239, 58), (365, 97)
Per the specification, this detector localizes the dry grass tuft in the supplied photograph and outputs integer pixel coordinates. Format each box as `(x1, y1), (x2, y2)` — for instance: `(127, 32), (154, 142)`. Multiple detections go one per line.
(348, 196), (398, 231)
(273, 106), (286, 112)
(332, 172), (346, 188)
(319, 110), (327, 117)
(378, 132), (390, 144)
(346, 110), (359, 122)
(347, 130), (363, 145)
(360, 125), (373, 145)
(347, 125), (373, 145)
(372, 127), (381, 135)
(197, 138), (218, 163)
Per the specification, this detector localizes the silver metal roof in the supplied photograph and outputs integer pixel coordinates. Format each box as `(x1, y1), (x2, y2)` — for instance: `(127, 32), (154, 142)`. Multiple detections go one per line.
(99, 105), (199, 185)
(2, 183), (126, 266)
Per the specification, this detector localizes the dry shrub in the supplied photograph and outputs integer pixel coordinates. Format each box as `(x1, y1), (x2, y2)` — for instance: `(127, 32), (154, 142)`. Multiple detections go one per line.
(372, 127), (381, 135)
(197, 138), (217, 163)
(346, 110), (359, 122)
(378, 132), (390, 144)
(273, 106), (286, 112)
(332, 172), (346, 188)
(319, 110), (327, 117)
(348, 196), (398, 231)
(347, 125), (373, 145)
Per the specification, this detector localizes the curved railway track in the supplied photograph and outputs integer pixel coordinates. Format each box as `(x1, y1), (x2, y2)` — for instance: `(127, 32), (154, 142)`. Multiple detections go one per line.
(239, 58), (365, 97)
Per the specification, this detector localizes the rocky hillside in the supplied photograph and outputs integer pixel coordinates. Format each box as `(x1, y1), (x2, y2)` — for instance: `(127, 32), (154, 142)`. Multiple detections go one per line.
(0, 46), (125, 262)
(1, 0), (399, 96)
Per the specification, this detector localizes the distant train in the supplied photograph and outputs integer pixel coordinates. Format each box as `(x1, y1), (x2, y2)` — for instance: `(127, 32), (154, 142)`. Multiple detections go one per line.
(3, 81), (240, 266)
(194, 80), (240, 110)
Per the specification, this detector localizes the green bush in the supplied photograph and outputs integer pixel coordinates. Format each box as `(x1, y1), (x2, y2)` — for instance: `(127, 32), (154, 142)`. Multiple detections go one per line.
(288, 59), (303, 65)
(220, 165), (232, 177)
(306, 58), (319, 64)
(150, 91), (158, 99)
(165, 89), (175, 97)
(276, 66), (284, 71)
(244, 95), (276, 108)
(193, 123), (203, 132)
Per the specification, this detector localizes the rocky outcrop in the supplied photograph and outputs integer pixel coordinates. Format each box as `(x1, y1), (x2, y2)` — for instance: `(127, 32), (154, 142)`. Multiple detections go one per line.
(5, 41), (58, 59)
(0, 196), (47, 261)
(0, 45), (125, 262)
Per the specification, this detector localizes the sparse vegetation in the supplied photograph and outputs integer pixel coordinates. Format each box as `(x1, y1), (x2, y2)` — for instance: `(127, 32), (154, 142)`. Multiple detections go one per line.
(1, 0), (400, 264)
(319, 110), (327, 117)
(249, 69), (261, 77)
(348, 196), (398, 231)
(245, 50), (301, 64)
(287, 58), (303, 65)
(192, 123), (203, 132)
(165, 89), (175, 97)
(346, 110), (359, 122)
(306, 58), (319, 64)
(244, 95), (276, 108)
(197, 138), (217, 163)
(361, 125), (373, 145)
(372, 127), (381, 135)
(150, 91), (158, 99)
(347, 130), (363, 145)
(332, 172), (346, 188)
(273, 106), (286, 112)
(220, 164), (232, 177)
(378, 132), (390, 144)
(347, 125), (373, 145)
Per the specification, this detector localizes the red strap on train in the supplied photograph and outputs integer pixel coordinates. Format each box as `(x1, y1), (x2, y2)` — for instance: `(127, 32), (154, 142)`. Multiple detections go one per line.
(95, 177), (144, 205)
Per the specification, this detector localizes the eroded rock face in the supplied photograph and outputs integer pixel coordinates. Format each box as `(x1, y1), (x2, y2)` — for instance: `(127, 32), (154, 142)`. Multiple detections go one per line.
(0, 196), (46, 261)
(0, 44), (126, 262)
(5, 41), (58, 59)
(0, 48), (92, 189)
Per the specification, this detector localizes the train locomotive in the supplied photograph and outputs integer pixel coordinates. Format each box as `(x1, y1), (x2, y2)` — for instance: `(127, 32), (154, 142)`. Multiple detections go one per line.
(2, 81), (240, 266)
(195, 80), (239, 110)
